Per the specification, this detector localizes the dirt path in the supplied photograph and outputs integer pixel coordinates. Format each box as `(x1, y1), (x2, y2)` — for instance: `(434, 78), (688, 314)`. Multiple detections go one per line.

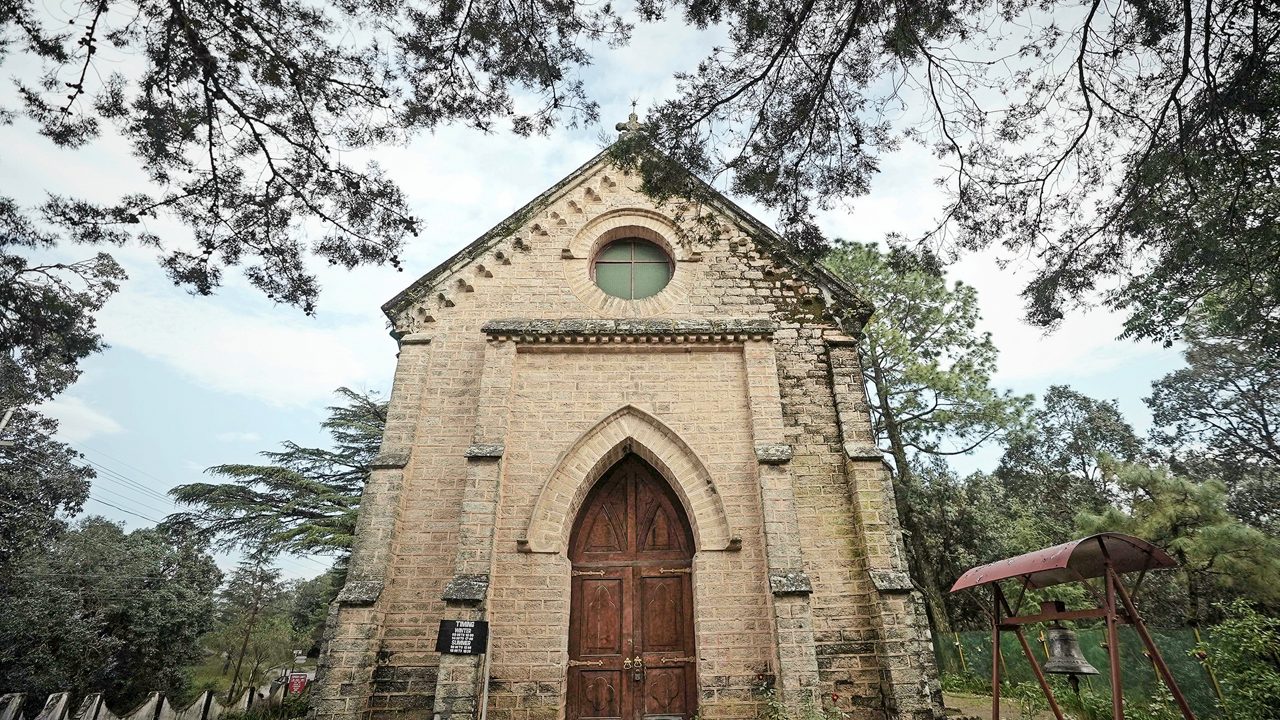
(942, 691), (1069, 720)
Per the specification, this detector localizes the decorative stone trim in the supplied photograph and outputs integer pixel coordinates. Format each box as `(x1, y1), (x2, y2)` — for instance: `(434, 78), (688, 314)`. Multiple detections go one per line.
(369, 451), (410, 470)
(868, 570), (915, 594)
(336, 579), (384, 606)
(481, 318), (775, 343)
(754, 443), (793, 464)
(464, 444), (504, 459)
(768, 570), (813, 596)
(441, 574), (490, 603)
(524, 404), (736, 553)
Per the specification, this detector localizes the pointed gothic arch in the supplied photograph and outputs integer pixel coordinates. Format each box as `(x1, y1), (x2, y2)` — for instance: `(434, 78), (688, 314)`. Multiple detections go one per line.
(521, 405), (736, 554)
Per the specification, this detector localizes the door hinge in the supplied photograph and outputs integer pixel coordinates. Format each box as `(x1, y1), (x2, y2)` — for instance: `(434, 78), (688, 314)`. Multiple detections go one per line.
(658, 567), (691, 574)
(572, 569), (606, 577)
(568, 659), (604, 667)
(658, 656), (697, 664)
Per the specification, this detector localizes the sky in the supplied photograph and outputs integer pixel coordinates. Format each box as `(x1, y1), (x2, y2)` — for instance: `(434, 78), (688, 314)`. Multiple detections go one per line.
(3, 9), (1184, 579)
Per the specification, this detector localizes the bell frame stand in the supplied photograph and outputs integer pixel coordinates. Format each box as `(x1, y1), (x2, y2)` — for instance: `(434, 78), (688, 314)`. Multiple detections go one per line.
(966, 535), (1196, 720)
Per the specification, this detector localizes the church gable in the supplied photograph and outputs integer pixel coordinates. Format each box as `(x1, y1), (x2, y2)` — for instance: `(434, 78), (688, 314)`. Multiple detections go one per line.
(381, 144), (871, 336)
(308, 127), (941, 720)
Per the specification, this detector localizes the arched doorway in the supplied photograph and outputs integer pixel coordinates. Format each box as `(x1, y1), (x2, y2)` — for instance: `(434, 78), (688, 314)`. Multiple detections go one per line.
(567, 454), (697, 720)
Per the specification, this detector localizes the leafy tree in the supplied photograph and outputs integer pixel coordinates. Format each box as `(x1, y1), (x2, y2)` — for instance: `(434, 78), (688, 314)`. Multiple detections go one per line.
(996, 386), (1145, 544)
(636, 1), (1280, 347)
(168, 387), (385, 556)
(824, 242), (1028, 632)
(0, 197), (118, 564)
(0, 517), (222, 707)
(1198, 600), (1280, 720)
(1147, 330), (1280, 532)
(2, 0), (627, 313)
(288, 570), (341, 656)
(1078, 460), (1280, 625)
(218, 555), (287, 702)
(0, 409), (93, 568)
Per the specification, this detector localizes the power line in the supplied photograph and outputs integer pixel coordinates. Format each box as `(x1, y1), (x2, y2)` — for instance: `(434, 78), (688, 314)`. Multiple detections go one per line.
(9, 443), (336, 577)
(90, 482), (177, 517)
(86, 494), (164, 524)
(79, 456), (176, 504)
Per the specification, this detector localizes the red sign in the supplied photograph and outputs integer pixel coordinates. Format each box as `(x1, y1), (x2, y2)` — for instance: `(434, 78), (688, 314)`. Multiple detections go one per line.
(287, 673), (309, 694)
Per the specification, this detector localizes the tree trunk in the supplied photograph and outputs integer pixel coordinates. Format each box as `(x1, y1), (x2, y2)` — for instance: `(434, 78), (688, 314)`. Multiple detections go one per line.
(228, 569), (266, 703)
(868, 352), (955, 635)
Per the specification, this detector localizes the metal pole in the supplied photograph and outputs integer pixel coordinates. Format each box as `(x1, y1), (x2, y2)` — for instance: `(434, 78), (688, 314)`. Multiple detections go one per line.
(997, 593), (1065, 720)
(1110, 568), (1197, 720)
(992, 586), (1002, 720)
(1104, 566), (1124, 720)
(1011, 626), (1066, 720)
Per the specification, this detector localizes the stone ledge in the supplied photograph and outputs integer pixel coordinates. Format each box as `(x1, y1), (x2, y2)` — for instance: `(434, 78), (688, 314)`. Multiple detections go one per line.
(370, 451), (410, 470)
(441, 574), (489, 603)
(768, 570), (813, 595)
(336, 579), (385, 606)
(754, 443), (793, 464)
(398, 333), (433, 346)
(843, 442), (883, 461)
(868, 570), (915, 594)
(464, 444), (505, 459)
(481, 318), (775, 342)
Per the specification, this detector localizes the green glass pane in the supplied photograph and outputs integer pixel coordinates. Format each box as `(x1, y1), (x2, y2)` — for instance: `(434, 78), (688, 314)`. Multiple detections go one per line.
(631, 240), (668, 262)
(597, 241), (633, 261)
(632, 263), (671, 299)
(595, 263), (633, 298)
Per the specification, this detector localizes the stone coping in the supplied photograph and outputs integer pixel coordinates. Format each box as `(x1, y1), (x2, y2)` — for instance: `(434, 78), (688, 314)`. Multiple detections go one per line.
(481, 318), (775, 342)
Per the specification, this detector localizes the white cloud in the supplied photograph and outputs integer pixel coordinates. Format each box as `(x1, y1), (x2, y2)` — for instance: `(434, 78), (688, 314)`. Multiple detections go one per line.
(215, 431), (262, 443)
(41, 396), (125, 443)
(97, 283), (393, 408)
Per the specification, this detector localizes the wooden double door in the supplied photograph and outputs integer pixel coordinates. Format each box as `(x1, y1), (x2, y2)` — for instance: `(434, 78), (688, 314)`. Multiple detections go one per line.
(568, 455), (697, 720)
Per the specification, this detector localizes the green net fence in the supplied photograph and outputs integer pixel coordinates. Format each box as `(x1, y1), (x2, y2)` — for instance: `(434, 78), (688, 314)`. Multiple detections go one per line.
(933, 627), (1223, 717)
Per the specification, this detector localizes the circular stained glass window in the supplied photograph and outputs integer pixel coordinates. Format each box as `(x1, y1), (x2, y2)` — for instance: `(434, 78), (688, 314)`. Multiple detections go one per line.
(592, 238), (673, 300)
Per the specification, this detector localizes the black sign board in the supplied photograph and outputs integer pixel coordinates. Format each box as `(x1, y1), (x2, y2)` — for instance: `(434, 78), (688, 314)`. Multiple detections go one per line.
(436, 620), (489, 655)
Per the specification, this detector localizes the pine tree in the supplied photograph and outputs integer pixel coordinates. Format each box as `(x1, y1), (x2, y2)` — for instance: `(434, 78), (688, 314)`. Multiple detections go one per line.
(825, 242), (1028, 632)
(167, 387), (385, 557)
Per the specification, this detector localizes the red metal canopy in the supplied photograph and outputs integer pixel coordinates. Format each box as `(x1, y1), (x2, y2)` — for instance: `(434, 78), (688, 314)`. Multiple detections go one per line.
(950, 532), (1176, 592)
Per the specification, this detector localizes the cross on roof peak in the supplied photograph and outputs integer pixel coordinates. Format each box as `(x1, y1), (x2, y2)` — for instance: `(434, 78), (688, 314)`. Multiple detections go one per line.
(615, 102), (644, 137)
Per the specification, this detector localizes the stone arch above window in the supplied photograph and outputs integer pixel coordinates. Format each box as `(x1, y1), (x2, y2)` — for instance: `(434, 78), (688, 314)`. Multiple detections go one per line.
(562, 209), (694, 317)
(520, 405), (737, 554)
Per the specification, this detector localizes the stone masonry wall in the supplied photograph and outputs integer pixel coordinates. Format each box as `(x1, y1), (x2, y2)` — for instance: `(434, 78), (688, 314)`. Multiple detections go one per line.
(313, 159), (940, 720)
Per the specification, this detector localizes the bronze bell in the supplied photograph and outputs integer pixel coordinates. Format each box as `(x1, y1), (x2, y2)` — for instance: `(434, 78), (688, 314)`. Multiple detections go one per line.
(1042, 621), (1100, 677)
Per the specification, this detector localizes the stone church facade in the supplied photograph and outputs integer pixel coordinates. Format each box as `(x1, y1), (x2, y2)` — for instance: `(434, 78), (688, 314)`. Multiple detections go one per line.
(310, 126), (941, 720)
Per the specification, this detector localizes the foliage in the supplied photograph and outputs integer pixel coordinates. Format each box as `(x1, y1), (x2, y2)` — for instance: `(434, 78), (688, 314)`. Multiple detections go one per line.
(0, 195), (117, 564)
(825, 243), (1029, 459)
(0, 408), (93, 568)
(219, 694), (310, 720)
(638, 1), (1280, 347)
(1, 0), (627, 313)
(288, 570), (341, 656)
(1078, 461), (1280, 623)
(185, 564), (334, 703)
(0, 517), (221, 707)
(1197, 600), (1280, 720)
(824, 242), (1028, 631)
(1, 197), (124, 405)
(996, 386), (1145, 544)
(1147, 330), (1280, 533)
(168, 387), (385, 556)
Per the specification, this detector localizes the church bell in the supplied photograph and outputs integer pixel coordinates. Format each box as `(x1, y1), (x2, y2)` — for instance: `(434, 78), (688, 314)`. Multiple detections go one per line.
(1042, 621), (1101, 677)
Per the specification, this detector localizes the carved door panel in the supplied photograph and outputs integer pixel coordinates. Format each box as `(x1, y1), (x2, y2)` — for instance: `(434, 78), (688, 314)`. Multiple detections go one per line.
(568, 455), (697, 720)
